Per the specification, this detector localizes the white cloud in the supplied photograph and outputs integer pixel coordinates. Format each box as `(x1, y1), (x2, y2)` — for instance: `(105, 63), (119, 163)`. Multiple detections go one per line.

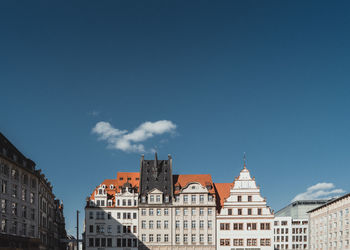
(292, 182), (345, 202)
(92, 120), (177, 153)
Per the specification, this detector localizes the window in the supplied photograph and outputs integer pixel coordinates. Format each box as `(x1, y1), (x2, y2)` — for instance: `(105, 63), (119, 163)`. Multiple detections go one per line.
(156, 195), (161, 202)
(184, 195), (188, 203)
(176, 220), (180, 229)
(89, 225), (93, 233)
(1, 199), (7, 214)
(184, 220), (188, 229)
(247, 223), (256, 230)
(200, 220), (204, 229)
(157, 209), (161, 216)
(191, 195), (196, 203)
(176, 234), (180, 243)
(208, 208), (212, 215)
(191, 234), (196, 243)
(157, 220), (161, 229)
(220, 223), (230, 230)
(175, 208), (180, 215)
(1, 219), (7, 233)
(233, 239), (244, 246)
(248, 195), (252, 202)
(1, 180), (7, 194)
(150, 195), (154, 202)
(89, 238), (94, 247)
(233, 223), (243, 230)
(200, 208), (204, 215)
(107, 225), (112, 233)
(258, 208), (262, 215)
(237, 195), (242, 202)
(238, 208), (242, 215)
(164, 208), (168, 215)
(208, 234), (212, 243)
(208, 220), (212, 229)
(141, 208), (146, 216)
(12, 184), (17, 198)
(149, 209), (153, 216)
(133, 212), (137, 219)
(149, 234), (153, 242)
(107, 212), (111, 219)
(22, 205), (27, 218)
(164, 220), (169, 229)
(95, 238), (100, 247)
(184, 234), (188, 243)
(191, 208), (196, 216)
(12, 202), (17, 216)
(142, 234), (146, 242)
(157, 234), (161, 242)
(200, 195), (204, 203)
(208, 194), (213, 201)
(107, 238), (112, 247)
(141, 220), (146, 229)
(183, 208), (188, 216)
(191, 220), (196, 229)
(149, 221), (153, 229)
(200, 234), (204, 243)
(248, 208), (252, 215)
(228, 208), (232, 215)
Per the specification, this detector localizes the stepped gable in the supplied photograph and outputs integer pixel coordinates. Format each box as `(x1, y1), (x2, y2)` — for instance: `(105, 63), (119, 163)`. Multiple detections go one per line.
(139, 153), (173, 198)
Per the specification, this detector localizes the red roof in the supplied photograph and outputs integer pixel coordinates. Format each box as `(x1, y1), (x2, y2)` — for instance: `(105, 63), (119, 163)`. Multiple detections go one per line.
(214, 182), (233, 208)
(89, 172), (139, 207)
(173, 174), (215, 194)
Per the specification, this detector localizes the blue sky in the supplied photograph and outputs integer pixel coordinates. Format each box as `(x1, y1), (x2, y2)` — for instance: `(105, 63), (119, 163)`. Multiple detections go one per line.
(1, 0), (350, 236)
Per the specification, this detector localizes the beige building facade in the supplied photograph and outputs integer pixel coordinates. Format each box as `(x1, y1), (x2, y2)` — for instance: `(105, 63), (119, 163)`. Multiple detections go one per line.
(309, 193), (350, 250)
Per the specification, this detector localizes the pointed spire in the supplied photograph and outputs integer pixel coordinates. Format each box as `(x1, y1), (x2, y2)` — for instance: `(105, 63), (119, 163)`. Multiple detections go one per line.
(243, 152), (247, 169)
(154, 152), (158, 162)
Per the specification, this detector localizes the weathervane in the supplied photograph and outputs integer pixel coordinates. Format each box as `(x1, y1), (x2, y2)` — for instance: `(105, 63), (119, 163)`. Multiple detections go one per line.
(243, 152), (247, 169)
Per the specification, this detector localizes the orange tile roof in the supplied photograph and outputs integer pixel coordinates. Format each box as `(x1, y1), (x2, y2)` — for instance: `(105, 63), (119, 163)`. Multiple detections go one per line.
(173, 174), (215, 194)
(214, 182), (233, 209)
(116, 172), (140, 192)
(88, 172), (139, 207)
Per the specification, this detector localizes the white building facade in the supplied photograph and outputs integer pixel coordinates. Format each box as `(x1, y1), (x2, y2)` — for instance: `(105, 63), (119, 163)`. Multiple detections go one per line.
(172, 174), (216, 249)
(85, 172), (140, 250)
(215, 164), (274, 250)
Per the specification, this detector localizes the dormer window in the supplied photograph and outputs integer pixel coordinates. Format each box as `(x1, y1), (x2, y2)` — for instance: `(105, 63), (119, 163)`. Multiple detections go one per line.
(127, 177), (131, 180)
(150, 195), (154, 202)
(119, 177), (123, 180)
(191, 186), (196, 189)
(156, 195), (161, 202)
(108, 200), (112, 206)
(110, 185), (114, 189)
(165, 195), (169, 203)
(98, 189), (103, 195)
(141, 196), (146, 203)
(102, 185), (106, 189)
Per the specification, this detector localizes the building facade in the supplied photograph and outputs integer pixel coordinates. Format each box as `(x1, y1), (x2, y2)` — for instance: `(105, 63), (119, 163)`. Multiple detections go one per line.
(0, 132), (67, 250)
(172, 174), (216, 249)
(274, 200), (328, 250)
(85, 172), (140, 249)
(309, 193), (350, 250)
(138, 153), (173, 250)
(215, 163), (274, 250)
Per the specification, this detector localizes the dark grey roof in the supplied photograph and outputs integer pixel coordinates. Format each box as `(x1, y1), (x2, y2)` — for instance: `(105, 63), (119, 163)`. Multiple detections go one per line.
(139, 153), (173, 199)
(308, 194), (350, 213)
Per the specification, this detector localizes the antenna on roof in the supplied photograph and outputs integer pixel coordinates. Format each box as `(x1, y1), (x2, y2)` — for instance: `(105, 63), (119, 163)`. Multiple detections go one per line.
(243, 152), (247, 169)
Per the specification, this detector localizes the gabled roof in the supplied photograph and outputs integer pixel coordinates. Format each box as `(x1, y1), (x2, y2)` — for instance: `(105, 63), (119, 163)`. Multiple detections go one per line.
(89, 172), (139, 207)
(116, 172), (140, 192)
(173, 174), (215, 194)
(214, 182), (234, 209)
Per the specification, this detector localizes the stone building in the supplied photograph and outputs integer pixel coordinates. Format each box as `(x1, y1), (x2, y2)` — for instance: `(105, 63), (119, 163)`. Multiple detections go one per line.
(0, 132), (67, 250)
(308, 192), (350, 250)
(85, 172), (140, 249)
(215, 162), (274, 249)
(138, 153), (173, 250)
(172, 174), (216, 249)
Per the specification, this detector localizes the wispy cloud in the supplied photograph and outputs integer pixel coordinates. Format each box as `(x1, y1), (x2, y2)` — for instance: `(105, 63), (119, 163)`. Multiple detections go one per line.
(92, 120), (177, 153)
(88, 110), (100, 117)
(292, 182), (345, 202)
